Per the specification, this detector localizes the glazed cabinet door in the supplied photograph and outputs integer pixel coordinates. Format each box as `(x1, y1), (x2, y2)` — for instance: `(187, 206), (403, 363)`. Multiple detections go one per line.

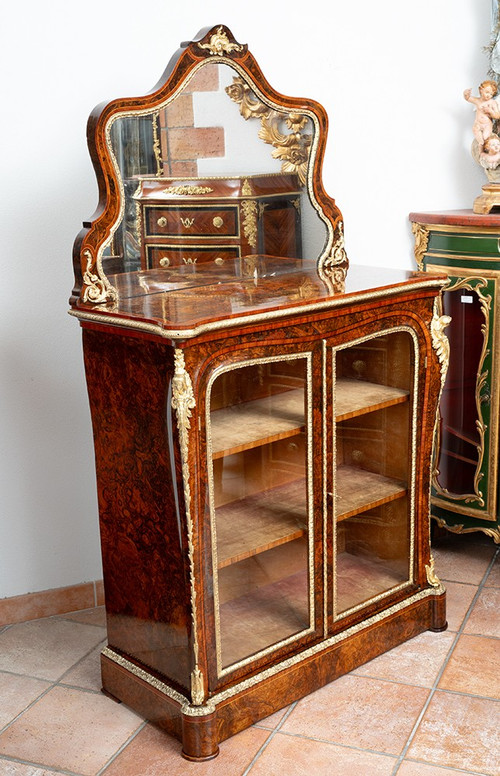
(428, 272), (498, 523)
(204, 349), (321, 681)
(329, 329), (416, 620)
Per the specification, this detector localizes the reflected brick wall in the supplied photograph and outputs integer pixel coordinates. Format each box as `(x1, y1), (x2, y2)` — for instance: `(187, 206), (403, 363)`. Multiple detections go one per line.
(159, 66), (225, 176)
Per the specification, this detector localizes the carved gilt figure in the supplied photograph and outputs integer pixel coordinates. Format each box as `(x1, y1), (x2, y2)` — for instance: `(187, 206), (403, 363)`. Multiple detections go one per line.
(479, 132), (500, 169)
(463, 80), (500, 147)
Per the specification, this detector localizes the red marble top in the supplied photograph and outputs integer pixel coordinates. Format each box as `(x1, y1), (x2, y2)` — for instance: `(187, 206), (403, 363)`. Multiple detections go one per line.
(409, 209), (500, 227)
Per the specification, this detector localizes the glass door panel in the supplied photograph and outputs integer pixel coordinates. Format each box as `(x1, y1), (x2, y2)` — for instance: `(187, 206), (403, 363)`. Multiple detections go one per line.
(435, 283), (485, 497)
(208, 356), (313, 672)
(333, 331), (414, 617)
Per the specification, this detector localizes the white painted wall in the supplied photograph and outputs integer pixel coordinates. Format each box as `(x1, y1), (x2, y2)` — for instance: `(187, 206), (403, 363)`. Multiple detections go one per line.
(0, 1), (491, 599)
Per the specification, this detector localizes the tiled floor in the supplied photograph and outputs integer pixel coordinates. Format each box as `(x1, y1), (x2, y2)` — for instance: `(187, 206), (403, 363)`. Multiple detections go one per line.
(0, 532), (498, 776)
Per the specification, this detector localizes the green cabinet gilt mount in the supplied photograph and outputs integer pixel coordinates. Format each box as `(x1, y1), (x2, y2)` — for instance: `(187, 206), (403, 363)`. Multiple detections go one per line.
(410, 209), (500, 543)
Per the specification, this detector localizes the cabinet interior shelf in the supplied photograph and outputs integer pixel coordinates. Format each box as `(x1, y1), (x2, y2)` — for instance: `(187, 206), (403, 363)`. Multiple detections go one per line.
(215, 467), (406, 568)
(219, 545), (407, 668)
(440, 449), (478, 467)
(335, 378), (409, 422)
(442, 423), (479, 448)
(215, 479), (307, 569)
(211, 389), (305, 459)
(211, 379), (409, 458)
(335, 465), (406, 521)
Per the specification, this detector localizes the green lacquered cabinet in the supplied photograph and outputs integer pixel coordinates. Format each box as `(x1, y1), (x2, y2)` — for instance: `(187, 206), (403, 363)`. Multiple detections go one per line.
(410, 210), (500, 543)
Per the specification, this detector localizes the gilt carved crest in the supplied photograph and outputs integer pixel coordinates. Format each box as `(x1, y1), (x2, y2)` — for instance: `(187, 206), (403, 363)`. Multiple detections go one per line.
(198, 26), (244, 57)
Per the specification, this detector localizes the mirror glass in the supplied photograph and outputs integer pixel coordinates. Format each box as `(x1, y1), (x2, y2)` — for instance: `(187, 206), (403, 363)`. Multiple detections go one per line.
(104, 61), (328, 278)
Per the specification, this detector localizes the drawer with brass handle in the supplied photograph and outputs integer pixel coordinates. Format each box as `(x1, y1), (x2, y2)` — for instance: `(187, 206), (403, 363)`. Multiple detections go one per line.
(146, 244), (241, 270)
(144, 205), (239, 238)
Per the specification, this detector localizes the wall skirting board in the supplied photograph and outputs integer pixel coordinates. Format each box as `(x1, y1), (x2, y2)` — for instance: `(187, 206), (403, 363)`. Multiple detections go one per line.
(0, 581), (104, 626)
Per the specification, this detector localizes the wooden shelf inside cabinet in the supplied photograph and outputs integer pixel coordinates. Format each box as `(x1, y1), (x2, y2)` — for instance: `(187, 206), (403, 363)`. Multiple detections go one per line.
(211, 389), (305, 459)
(335, 379), (409, 422)
(441, 449), (478, 467)
(219, 569), (309, 667)
(335, 465), (406, 521)
(215, 479), (307, 569)
(211, 380), (409, 460)
(442, 423), (479, 449)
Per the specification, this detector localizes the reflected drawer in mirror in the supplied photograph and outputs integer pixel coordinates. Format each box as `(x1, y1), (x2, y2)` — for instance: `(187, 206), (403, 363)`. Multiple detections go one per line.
(144, 205), (239, 238)
(146, 244), (240, 269)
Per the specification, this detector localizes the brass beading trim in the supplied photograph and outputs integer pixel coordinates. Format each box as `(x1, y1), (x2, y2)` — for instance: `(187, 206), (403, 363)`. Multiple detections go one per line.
(69, 275), (449, 340)
(103, 585), (444, 713)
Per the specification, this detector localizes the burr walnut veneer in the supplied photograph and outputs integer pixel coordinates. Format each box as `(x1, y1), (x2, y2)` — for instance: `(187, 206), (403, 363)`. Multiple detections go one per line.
(71, 25), (448, 761)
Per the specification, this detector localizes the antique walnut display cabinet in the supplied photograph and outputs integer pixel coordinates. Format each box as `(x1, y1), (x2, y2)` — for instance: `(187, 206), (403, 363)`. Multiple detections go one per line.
(71, 25), (449, 761)
(410, 210), (500, 543)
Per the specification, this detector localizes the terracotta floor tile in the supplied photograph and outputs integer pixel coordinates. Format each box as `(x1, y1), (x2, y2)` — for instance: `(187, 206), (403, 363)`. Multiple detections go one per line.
(0, 618), (106, 682)
(431, 539), (495, 585)
(438, 634), (500, 699)
(62, 606), (107, 627)
(484, 553), (500, 587)
(0, 761), (56, 775)
(281, 674), (429, 755)
(0, 673), (50, 730)
(441, 581), (478, 632)
(101, 720), (270, 775)
(353, 630), (456, 687)
(407, 690), (500, 775)
(253, 705), (293, 730)
(398, 760), (486, 775)
(464, 587), (500, 638)
(249, 733), (396, 775)
(60, 642), (105, 692)
(0, 686), (142, 776)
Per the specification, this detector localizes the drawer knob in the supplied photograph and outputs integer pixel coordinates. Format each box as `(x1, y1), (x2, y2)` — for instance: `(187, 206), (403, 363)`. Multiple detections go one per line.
(213, 216), (224, 228)
(159, 257), (170, 267)
(214, 257), (225, 265)
(157, 216), (167, 227)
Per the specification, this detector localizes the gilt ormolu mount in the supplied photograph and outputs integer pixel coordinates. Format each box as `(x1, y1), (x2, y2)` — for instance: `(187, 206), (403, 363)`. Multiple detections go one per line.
(71, 25), (449, 761)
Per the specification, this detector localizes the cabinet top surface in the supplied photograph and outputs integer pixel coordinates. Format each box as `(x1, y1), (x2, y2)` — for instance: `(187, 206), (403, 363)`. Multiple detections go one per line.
(72, 261), (447, 338)
(409, 209), (500, 227)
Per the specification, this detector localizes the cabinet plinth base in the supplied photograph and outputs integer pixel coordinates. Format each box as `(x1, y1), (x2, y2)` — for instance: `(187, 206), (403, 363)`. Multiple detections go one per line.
(431, 510), (500, 545)
(429, 622), (449, 632)
(181, 710), (220, 761)
(100, 686), (122, 703)
(429, 587), (448, 632)
(100, 590), (445, 759)
(181, 751), (220, 762)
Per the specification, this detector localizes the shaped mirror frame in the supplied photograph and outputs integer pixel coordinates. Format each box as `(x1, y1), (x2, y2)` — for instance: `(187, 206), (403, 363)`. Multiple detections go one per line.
(71, 25), (347, 308)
